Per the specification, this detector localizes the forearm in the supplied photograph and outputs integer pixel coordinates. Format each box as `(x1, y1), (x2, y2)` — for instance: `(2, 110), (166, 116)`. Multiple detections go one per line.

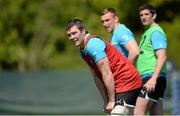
(90, 68), (108, 103)
(128, 52), (139, 65)
(152, 54), (166, 79)
(102, 74), (115, 102)
(93, 76), (108, 103)
(152, 50), (167, 80)
(96, 57), (115, 102)
(125, 40), (140, 65)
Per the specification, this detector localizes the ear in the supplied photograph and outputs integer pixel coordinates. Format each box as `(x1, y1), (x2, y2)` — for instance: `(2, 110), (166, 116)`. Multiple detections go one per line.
(153, 13), (157, 20)
(114, 16), (119, 23)
(82, 29), (86, 35)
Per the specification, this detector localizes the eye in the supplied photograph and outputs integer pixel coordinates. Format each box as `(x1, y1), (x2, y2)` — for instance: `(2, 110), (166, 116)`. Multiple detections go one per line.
(67, 33), (71, 37)
(71, 32), (77, 35)
(145, 13), (150, 16)
(105, 19), (110, 22)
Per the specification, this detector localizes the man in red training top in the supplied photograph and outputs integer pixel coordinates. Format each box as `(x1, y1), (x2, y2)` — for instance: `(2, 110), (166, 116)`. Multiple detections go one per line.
(65, 18), (142, 115)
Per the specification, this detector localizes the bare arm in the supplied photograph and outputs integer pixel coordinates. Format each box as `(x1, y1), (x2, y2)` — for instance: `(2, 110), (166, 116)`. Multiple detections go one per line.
(124, 40), (140, 64)
(145, 49), (167, 92)
(96, 57), (115, 112)
(90, 68), (108, 104)
(153, 49), (167, 79)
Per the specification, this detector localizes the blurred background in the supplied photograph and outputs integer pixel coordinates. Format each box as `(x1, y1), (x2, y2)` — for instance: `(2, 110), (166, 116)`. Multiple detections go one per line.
(0, 0), (179, 115)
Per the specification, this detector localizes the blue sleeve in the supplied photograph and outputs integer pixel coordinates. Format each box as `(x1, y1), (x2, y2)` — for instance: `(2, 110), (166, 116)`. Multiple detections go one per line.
(86, 38), (107, 62)
(114, 27), (134, 46)
(151, 31), (167, 50)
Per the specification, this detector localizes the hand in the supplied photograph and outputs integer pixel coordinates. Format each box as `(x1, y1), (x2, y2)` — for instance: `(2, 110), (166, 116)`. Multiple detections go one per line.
(104, 101), (115, 113)
(144, 78), (157, 93)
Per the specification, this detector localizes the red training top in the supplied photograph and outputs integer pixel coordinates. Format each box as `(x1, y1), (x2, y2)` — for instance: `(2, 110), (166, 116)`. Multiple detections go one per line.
(81, 34), (142, 93)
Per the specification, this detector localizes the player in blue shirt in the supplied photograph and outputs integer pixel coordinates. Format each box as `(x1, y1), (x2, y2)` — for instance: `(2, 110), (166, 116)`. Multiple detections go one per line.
(101, 8), (140, 64)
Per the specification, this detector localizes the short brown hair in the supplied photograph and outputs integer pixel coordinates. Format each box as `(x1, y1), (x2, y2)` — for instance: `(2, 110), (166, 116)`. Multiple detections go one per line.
(65, 19), (86, 32)
(101, 8), (117, 17)
(139, 4), (156, 15)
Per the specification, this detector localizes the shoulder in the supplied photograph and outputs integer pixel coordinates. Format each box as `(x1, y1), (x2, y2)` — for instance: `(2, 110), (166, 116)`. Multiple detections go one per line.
(87, 37), (105, 46)
(151, 31), (166, 40)
(115, 24), (134, 36)
(86, 37), (107, 62)
(151, 31), (167, 49)
(86, 37), (106, 52)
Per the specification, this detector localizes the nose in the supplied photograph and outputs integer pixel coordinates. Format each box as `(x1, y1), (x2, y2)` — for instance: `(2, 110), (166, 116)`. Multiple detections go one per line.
(68, 34), (73, 40)
(142, 14), (146, 19)
(103, 21), (107, 27)
(140, 13), (147, 19)
(69, 36), (73, 41)
(69, 34), (75, 41)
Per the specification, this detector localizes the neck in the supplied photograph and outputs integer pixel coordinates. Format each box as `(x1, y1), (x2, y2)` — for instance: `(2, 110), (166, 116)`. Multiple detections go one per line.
(80, 33), (89, 49)
(151, 22), (157, 26)
(115, 22), (120, 28)
(112, 23), (120, 33)
(146, 22), (157, 28)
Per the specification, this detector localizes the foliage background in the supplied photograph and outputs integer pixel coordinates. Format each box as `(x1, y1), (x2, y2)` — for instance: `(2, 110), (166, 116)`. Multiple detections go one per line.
(0, 0), (180, 71)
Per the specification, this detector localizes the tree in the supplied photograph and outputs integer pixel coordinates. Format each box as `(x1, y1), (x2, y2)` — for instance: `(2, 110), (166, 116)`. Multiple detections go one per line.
(0, 0), (180, 71)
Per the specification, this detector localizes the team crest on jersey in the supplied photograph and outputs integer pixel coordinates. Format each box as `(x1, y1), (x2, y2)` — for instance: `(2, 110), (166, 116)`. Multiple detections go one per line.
(92, 51), (97, 56)
(122, 35), (129, 41)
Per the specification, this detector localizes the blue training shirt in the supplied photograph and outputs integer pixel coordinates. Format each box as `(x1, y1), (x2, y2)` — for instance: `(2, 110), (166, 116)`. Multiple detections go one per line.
(111, 24), (135, 57)
(81, 37), (107, 62)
